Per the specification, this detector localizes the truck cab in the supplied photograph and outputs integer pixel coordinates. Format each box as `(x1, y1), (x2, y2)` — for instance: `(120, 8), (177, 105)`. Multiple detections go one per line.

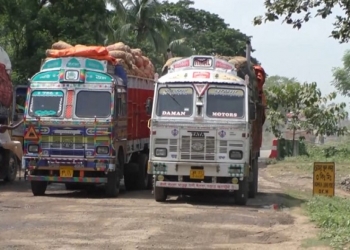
(23, 55), (154, 197)
(148, 55), (258, 205)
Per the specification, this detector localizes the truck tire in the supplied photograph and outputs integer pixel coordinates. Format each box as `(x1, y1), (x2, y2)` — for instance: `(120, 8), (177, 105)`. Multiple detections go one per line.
(248, 160), (258, 198)
(124, 163), (138, 191)
(154, 186), (167, 202)
(4, 153), (18, 183)
(105, 169), (121, 198)
(31, 181), (47, 196)
(234, 178), (249, 206)
(136, 153), (151, 190)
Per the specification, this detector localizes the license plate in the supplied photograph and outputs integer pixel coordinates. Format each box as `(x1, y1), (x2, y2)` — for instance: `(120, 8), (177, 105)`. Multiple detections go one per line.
(190, 169), (204, 179)
(59, 167), (74, 178)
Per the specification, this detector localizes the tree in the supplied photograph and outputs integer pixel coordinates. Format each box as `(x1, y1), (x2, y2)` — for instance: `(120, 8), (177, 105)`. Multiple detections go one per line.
(266, 80), (348, 155)
(112, 0), (169, 52)
(265, 75), (299, 88)
(0, 0), (109, 83)
(254, 0), (350, 43)
(160, 0), (259, 63)
(332, 50), (350, 96)
(0, 0), (263, 82)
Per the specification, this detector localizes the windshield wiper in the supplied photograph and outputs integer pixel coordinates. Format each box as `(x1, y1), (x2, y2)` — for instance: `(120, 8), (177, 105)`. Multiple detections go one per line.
(165, 85), (182, 107)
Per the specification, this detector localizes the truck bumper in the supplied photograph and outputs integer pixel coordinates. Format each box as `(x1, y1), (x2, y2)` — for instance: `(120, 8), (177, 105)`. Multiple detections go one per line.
(27, 175), (107, 183)
(23, 156), (115, 184)
(155, 181), (239, 190)
(148, 161), (247, 178)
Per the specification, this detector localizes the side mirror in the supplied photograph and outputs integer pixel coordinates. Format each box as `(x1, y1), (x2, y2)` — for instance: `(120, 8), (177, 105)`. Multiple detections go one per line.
(145, 97), (153, 115)
(249, 102), (256, 121)
(13, 114), (18, 122)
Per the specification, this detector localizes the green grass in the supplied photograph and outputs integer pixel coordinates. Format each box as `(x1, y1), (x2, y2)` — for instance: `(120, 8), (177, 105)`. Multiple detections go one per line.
(266, 140), (350, 183)
(305, 195), (350, 249)
(285, 139), (350, 164)
(267, 139), (350, 249)
(301, 237), (331, 249)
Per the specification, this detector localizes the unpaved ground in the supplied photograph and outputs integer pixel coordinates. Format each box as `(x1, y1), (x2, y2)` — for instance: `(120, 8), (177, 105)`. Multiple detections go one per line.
(0, 163), (326, 250)
(266, 161), (350, 198)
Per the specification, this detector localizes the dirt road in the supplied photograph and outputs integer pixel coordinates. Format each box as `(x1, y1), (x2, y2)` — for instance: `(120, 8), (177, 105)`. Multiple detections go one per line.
(0, 163), (323, 250)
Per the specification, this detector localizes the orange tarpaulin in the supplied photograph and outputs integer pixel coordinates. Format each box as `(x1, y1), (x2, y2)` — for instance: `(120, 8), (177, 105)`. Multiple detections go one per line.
(253, 65), (266, 91)
(261, 91), (266, 125)
(46, 46), (116, 64)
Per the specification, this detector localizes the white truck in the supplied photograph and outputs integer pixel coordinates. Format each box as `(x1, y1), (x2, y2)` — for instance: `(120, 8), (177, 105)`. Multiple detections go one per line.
(147, 42), (266, 205)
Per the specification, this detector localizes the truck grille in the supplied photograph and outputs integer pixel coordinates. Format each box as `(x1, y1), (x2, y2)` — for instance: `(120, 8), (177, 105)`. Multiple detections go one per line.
(41, 136), (108, 151)
(154, 138), (178, 152)
(41, 135), (86, 150)
(180, 136), (215, 161)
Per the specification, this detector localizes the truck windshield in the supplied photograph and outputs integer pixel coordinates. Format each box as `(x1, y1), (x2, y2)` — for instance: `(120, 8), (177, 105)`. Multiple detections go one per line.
(75, 91), (111, 118)
(28, 90), (64, 117)
(206, 87), (244, 118)
(156, 87), (193, 117)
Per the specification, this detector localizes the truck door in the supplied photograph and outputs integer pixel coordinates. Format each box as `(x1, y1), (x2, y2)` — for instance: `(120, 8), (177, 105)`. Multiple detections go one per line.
(11, 85), (28, 144)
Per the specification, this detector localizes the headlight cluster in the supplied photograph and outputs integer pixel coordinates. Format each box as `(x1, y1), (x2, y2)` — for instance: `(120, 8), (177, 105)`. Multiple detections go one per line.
(28, 144), (39, 153)
(229, 150), (243, 160)
(154, 148), (167, 157)
(96, 146), (109, 154)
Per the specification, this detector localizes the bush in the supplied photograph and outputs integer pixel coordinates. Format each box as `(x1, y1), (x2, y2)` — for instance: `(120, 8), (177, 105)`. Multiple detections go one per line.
(283, 138), (350, 163)
(306, 196), (350, 249)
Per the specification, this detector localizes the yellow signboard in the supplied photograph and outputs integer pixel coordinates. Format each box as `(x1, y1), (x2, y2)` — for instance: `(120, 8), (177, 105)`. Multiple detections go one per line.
(313, 162), (335, 197)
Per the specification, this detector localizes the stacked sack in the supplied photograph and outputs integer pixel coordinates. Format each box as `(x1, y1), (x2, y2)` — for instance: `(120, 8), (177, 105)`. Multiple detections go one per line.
(44, 40), (74, 62)
(45, 41), (155, 79)
(106, 42), (155, 79)
(0, 46), (13, 108)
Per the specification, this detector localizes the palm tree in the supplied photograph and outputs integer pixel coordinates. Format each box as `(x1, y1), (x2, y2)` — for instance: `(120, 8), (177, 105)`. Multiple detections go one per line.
(108, 0), (168, 52)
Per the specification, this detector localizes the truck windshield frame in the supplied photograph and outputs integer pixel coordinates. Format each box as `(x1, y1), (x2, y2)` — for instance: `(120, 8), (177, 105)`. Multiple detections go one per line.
(28, 90), (64, 117)
(156, 86), (194, 117)
(206, 87), (245, 119)
(75, 90), (112, 118)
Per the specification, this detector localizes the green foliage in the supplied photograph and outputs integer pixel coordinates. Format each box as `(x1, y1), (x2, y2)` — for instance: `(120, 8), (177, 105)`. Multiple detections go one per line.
(277, 138), (308, 159)
(264, 75), (299, 88)
(306, 195), (350, 249)
(266, 78), (348, 140)
(160, 0), (259, 63)
(254, 0), (350, 43)
(0, 0), (258, 82)
(282, 137), (350, 164)
(332, 50), (350, 97)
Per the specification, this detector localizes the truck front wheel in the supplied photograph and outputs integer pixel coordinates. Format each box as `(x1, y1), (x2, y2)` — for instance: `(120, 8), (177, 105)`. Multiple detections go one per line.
(4, 153), (18, 183)
(154, 186), (167, 202)
(31, 181), (48, 196)
(234, 178), (249, 206)
(248, 160), (258, 198)
(105, 167), (121, 198)
(136, 153), (152, 190)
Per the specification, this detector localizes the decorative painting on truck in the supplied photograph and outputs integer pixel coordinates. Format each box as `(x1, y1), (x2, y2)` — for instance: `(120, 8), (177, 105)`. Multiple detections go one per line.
(29, 90), (64, 117)
(193, 57), (213, 67)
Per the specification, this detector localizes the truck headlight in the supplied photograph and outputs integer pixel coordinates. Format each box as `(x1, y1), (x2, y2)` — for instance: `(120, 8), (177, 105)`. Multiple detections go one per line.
(155, 148), (167, 157)
(28, 144), (39, 153)
(96, 146), (109, 154)
(229, 150), (243, 160)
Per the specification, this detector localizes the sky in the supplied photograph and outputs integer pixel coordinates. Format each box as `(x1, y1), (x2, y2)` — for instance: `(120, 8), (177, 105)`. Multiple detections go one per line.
(108, 0), (349, 107)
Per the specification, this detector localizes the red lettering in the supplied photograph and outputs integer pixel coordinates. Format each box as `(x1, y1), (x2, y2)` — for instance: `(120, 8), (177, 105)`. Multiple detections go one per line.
(173, 60), (190, 68)
(215, 61), (233, 70)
